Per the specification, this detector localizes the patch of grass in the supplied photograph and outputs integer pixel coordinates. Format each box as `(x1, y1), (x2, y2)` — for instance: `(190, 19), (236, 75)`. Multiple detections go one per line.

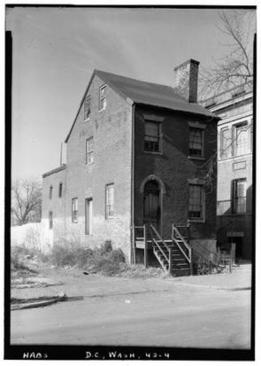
(11, 246), (39, 275)
(118, 264), (166, 279)
(47, 240), (126, 276)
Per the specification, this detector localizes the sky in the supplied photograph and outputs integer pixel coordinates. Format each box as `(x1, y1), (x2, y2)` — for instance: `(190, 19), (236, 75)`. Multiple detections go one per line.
(6, 6), (256, 181)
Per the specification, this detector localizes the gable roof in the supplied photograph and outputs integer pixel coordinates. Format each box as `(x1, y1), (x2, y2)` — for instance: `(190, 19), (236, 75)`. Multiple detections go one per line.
(65, 69), (217, 142)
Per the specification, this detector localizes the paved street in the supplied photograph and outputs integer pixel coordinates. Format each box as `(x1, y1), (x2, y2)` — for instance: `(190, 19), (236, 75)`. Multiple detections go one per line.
(11, 266), (252, 348)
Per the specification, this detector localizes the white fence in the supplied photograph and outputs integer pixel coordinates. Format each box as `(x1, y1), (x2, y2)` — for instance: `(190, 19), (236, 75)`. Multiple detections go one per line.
(11, 222), (52, 253)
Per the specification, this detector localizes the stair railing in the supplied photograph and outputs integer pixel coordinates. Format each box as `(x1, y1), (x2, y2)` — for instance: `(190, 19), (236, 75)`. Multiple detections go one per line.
(171, 224), (192, 264)
(149, 224), (171, 271)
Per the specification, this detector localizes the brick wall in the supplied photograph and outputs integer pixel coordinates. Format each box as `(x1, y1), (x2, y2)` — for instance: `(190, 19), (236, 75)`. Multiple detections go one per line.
(42, 166), (67, 248)
(134, 105), (217, 241)
(64, 75), (133, 259)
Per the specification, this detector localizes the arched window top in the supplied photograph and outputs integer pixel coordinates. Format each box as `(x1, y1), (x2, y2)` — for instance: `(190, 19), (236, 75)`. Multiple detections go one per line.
(140, 174), (166, 194)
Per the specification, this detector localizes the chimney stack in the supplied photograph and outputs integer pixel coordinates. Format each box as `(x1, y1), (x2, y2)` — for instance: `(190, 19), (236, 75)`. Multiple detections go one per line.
(174, 59), (199, 103)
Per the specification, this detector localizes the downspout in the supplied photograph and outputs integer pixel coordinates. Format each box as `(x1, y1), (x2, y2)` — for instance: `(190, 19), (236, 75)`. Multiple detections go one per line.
(130, 103), (135, 264)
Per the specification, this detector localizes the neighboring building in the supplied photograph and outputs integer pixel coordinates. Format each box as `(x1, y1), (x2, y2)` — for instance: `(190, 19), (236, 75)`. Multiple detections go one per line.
(202, 82), (253, 261)
(42, 59), (219, 266)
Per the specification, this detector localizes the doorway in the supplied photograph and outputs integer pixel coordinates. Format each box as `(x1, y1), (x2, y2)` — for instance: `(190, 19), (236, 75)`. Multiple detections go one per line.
(85, 198), (93, 235)
(143, 180), (161, 232)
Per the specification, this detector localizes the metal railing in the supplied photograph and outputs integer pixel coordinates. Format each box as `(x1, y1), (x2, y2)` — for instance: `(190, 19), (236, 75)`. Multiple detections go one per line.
(149, 224), (171, 272)
(171, 224), (192, 264)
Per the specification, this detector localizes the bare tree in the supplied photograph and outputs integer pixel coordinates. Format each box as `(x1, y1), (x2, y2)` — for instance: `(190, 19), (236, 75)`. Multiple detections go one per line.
(200, 10), (256, 96)
(11, 179), (42, 226)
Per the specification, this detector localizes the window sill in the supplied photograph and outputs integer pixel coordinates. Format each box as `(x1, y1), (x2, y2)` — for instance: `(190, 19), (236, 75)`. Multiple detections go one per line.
(144, 151), (163, 156)
(189, 219), (205, 223)
(188, 156), (205, 161)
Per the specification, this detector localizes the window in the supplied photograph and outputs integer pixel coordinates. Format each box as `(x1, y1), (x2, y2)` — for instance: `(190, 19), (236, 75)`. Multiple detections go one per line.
(84, 95), (91, 120)
(49, 185), (53, 199)
(85, 198), (93, 235)
(72, 198), (78, 223)
(49, 211), (53, 229)
(99, 85), (107, 110)
(232, 179), (246, 214)
(144, 121), (161, 152)
(234, 122), (248, 156)
(86, 137), (94, 164)
(189, 184), (204, 221)
(59, 183), (63, 198)
(189, 128), (204, 157)
(105, 184), (114, 219)
(220, 127), (230, 159)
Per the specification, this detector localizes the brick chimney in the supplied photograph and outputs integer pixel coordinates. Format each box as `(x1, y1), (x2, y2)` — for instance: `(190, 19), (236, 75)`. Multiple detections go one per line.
(174, 59), (199, 103)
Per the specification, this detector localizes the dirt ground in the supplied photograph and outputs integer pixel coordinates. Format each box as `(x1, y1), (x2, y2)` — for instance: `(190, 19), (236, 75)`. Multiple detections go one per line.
(10, 263), (252, 348)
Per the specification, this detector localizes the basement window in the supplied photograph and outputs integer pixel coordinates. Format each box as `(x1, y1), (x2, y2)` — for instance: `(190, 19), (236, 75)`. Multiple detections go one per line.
(188, 184), (205, 222)
(105, 183), (114, 219)
(72, 198), (78, 223)
(99, 85), (107, 111)
(144, 121), (161, 153)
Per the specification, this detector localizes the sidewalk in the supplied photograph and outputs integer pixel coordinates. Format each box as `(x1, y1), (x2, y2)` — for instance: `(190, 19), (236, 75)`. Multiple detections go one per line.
(11, 264), (252, 310)
(169, 264), (252, 291)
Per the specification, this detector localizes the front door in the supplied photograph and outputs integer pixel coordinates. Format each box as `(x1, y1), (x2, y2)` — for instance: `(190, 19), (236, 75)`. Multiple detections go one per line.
(143, 180), (161, 232)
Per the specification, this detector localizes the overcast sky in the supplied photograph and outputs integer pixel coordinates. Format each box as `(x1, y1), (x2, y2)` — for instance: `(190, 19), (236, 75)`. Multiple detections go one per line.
(6, 6), (256, 180)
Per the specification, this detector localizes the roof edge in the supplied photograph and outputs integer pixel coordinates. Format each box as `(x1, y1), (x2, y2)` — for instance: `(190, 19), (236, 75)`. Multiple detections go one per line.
(42, 164), (67, 178)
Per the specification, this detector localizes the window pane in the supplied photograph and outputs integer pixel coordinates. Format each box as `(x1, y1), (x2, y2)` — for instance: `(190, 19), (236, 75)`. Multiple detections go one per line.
(232, 179), (246, 214)
(189, 184), (203, 219)
(105, 184), (114, 218)
(84, 96), (91, 120)
(220, 128), (230, 158)
(144, 121), (161, 152)
(86, 137), (94, 164)
(235, 123), (248, 155)
(145, 122), (158, 137)
(189, 128), (203, 156)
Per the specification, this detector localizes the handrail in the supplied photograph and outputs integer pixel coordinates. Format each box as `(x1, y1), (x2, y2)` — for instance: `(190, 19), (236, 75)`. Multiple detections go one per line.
(150, 224), (170, 264)
(152, 238), (169, 263)
(171, 225), (192, 263)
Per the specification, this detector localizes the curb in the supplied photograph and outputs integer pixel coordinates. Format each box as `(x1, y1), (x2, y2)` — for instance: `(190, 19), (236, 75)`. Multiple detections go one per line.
(11, 295), (67, 311)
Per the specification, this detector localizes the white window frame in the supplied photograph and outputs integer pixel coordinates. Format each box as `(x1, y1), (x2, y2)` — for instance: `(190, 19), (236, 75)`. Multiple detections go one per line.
(72, 197), (78, 223)
(220, 127), (230, 159)
(188, 127), (204, 158)
(188, 184), (205, 223)
(233, 121), (249, 157)
(105, 183), (114, 219)
(99, 85), (107, 111)
(232, 178), (247, 214)
(84, 95), (91, 121)
(86, 137), (94, 165)
(144, 120), (162, 153)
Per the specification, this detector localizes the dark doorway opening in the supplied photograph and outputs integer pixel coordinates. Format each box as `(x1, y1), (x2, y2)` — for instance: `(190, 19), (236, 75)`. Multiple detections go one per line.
(143, 179), (161, 232)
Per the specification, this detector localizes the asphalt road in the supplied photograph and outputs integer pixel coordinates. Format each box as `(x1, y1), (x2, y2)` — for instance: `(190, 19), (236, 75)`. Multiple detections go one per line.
(11, 284), (251, 348)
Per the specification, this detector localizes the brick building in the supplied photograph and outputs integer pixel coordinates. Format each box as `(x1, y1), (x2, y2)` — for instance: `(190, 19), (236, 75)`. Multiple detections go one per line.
(42, 59), (219, 268)
(202, 82), (253, 261)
